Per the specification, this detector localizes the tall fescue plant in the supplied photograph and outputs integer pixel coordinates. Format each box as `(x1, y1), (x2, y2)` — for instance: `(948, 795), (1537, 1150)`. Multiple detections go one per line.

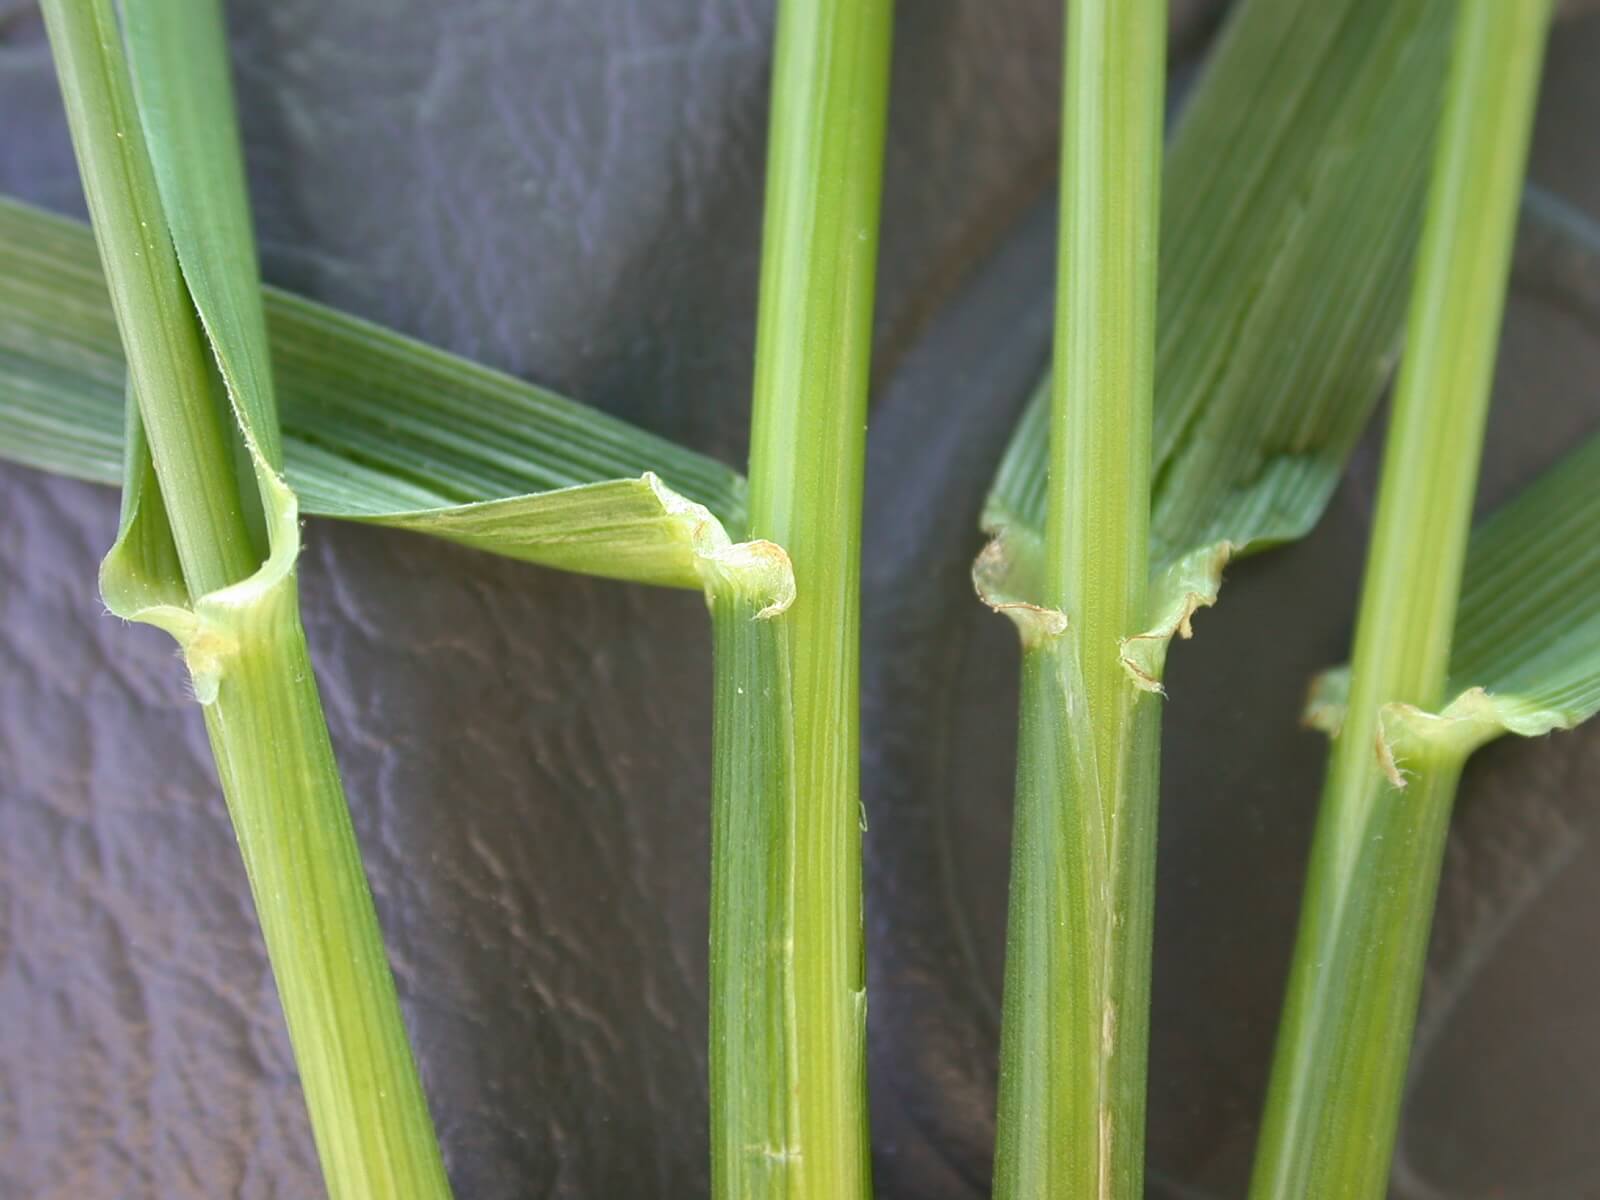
(0, 1), (1596, 1197)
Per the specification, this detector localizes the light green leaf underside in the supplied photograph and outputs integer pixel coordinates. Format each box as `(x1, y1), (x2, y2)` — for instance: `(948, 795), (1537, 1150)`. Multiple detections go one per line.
(1450, 431), (1600, 723)
(1307, 429), (1600, 756)
(0, 197), (753, 593)
(980, 0), (1450, 680)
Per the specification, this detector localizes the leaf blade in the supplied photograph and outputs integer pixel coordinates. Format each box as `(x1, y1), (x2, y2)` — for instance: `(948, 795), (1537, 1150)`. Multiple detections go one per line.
(0, 196), (750, 590)
(1448, 429), (1600, 727)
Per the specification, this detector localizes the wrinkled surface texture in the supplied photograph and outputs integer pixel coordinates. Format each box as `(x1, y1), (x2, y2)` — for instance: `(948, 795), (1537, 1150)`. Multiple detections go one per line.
(2, 2), (1598, 1196)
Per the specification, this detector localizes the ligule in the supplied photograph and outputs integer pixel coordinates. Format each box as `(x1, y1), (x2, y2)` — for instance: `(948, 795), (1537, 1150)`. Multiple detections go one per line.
(985, 0), (1453, 621)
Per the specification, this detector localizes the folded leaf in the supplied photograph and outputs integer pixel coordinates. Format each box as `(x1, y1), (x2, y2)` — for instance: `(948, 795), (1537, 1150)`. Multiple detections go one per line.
(1308, 429), (1600, 753)
(0, 196), (753, 592)
(1450, 431), (1600, 727)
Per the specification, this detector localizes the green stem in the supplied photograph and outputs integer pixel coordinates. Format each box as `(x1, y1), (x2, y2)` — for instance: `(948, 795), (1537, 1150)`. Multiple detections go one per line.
(1249, 3), (1554, 1196)
(204, 588), (455, 1200)
(710, 2), (892, 1198)
(41, 0), (254, 595)
(709, 589), (797, 1197)
(993, 1), (1166, 1197)
(996, 650), (1162, 1199)
(42, 3), (451, 1196)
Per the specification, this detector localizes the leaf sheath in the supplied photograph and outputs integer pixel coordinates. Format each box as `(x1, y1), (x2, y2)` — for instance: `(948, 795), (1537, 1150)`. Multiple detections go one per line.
(715, 1), (894, 1197)
(992, 1), (1166, 1197)
(40, 0), (453, 1194)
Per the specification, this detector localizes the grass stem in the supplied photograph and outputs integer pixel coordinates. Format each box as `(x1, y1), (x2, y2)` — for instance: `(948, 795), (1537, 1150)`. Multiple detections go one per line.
(42, 0), (255, 595)
(709, 2), (893, 1198)
(41, 2), (452, 1195)
(1248, 2), (1555, 1195)
(992, 1), (1166, 1197)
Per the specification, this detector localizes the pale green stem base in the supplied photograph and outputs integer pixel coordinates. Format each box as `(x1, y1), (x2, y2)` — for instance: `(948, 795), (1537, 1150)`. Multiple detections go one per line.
(709, 591), (800, 1198)
(208, 585), (451, 1200)
(1249, 747), (1463, 1200)
(994, 641), (1162, 1200)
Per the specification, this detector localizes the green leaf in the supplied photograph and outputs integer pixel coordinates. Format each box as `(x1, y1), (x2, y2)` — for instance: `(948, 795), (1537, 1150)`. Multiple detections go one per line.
(1309, 428), (1600, 751)
(0, 195), (753, 591)
(1447, 428), (1600, 733)
(981, 0), (1455, 680)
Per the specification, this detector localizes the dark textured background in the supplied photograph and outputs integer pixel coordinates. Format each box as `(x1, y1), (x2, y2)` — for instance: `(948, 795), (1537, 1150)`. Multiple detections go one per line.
(1, 2), (1597, 1196)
